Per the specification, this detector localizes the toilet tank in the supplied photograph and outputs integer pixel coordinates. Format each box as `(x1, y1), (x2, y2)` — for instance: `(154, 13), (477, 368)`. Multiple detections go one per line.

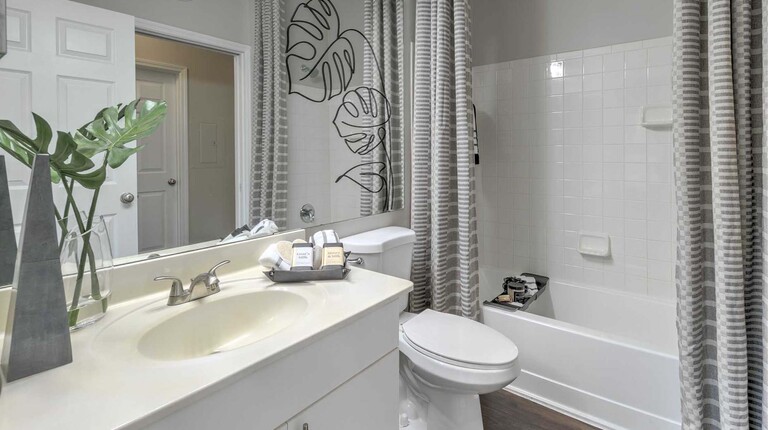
(342, 227), (416, 280)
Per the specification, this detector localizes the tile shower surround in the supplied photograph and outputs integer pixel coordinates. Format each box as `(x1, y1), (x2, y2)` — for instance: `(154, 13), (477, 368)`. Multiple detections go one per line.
(473, 37), (675, 301)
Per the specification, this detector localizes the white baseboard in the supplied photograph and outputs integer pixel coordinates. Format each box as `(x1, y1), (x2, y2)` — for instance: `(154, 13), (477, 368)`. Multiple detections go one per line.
(503, 371), (681, 430)
(503, 385), (613, 429)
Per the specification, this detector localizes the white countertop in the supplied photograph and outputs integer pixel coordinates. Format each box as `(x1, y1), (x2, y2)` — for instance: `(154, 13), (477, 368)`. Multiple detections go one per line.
(0, 267), (412, 430)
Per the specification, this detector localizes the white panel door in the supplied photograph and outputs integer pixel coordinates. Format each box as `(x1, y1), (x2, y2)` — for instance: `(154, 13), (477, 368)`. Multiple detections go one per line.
(1, 0), (137, 256)
(136, 67), (180, 253)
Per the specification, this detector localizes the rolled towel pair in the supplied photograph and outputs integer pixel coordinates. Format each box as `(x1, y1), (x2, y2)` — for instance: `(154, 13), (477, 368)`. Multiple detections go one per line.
(220, 225), (251, 244)
(220, 219), (280, 244)
(250, 219), (279, 238)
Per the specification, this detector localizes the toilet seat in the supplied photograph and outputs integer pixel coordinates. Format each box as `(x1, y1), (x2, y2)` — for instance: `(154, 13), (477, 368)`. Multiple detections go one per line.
(401, 310), (518, 370)
(398, 310), (520, 395)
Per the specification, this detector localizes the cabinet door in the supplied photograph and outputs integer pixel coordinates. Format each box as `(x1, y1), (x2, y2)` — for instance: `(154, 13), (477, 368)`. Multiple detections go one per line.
(287, 350), (398, 430)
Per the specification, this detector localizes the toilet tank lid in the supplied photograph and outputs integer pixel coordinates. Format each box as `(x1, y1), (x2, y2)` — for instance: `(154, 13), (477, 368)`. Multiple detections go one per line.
(342, 227), (416, 254)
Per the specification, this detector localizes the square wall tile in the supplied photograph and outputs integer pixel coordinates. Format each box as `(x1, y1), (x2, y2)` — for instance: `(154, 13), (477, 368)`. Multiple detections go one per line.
(472, 37), (675, 299)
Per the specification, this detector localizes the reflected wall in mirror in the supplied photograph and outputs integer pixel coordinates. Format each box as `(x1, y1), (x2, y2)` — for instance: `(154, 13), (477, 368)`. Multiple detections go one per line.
(0, 0), (408, 279)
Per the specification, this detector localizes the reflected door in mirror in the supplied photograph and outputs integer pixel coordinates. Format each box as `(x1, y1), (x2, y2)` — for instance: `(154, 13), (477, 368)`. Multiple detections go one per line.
(136, 66), (184, 253)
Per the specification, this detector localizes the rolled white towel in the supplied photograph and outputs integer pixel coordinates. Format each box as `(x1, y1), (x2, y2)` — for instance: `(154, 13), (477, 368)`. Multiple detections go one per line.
(521, 275), (538, 292)
(310, 230), (340, 248)
(259, 242), (292, 271)
(310, 230), (341, 269)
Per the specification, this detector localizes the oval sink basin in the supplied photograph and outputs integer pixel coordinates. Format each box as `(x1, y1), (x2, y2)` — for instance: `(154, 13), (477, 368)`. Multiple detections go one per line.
(137, 290), (308, 361)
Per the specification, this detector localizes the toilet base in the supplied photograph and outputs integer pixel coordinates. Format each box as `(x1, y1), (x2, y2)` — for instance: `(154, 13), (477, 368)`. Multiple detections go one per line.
(399, 357), (485, 430)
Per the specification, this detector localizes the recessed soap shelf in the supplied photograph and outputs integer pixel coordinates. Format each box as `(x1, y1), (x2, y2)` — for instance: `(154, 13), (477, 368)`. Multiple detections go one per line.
(578, 231), (611, 257)
(641, 106), (673, 129)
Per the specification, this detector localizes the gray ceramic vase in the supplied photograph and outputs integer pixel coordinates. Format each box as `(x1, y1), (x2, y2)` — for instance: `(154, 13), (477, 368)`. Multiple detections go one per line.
(1, 154), (72, 382)
(0, 155), (15, 286)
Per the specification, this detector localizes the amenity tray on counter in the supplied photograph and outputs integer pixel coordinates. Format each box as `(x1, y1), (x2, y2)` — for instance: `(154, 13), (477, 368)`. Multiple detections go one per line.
(483, 272), (549, 312)
(264, 267), (351, 283)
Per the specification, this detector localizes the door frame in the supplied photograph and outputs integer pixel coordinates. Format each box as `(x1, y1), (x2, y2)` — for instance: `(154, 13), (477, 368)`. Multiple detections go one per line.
(135, 18), (252, 227)
(135, 60), (189, 246)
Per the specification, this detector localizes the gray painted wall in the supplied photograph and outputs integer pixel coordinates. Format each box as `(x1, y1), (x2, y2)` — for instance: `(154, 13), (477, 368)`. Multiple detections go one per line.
(72, 0), (253, 45)
(472, 0), (673, 66)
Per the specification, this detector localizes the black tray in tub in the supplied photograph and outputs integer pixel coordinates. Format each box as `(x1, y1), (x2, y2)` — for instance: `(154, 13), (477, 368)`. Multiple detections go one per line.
(483, 272), (549, 312)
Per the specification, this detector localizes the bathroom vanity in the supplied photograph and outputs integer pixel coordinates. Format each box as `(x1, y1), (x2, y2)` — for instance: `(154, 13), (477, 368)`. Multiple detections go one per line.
(0, 232), (413, 430)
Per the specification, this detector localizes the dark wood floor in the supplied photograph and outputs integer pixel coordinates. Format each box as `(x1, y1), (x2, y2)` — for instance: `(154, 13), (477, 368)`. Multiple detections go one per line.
(480, 390), (598, 430)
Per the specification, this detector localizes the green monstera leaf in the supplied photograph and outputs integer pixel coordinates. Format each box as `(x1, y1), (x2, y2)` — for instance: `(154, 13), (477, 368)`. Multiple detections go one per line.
(0, 99), (166, 190)
(0, 124), (35, 169)
(54, 132), (104, 189)
(0, 114), (96, 186)
(74, 99), (167, 168)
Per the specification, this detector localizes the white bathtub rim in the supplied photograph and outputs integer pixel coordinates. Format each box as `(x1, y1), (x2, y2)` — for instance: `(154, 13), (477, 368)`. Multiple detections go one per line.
(483, 304), (679, 360)
(505, 370), (682, 430)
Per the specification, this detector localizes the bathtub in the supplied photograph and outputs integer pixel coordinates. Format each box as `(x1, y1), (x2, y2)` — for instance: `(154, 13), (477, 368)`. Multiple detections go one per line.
(483, 280), (681, 430)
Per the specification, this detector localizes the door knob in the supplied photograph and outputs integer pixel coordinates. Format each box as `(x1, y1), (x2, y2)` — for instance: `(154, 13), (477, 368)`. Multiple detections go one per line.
(168, 178), (177, 186)
(120, 192), (135, 204)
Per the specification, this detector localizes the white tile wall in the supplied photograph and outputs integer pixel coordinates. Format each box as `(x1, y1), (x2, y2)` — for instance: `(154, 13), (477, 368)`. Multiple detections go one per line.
(287, 89), (333, 229)
(287, 85), (362, 230)
(473, 37), (676, 302)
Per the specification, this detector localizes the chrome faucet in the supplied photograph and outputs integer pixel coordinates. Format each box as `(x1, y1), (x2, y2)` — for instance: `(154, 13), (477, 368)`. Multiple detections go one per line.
(154, 260), (230, 306)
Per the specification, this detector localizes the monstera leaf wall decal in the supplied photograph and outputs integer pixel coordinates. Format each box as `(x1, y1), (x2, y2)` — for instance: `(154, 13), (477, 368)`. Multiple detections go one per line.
(286, 0), (360, 102)
(335, 162), (388, 194)
(285, 0), (397, 213)
(333, 87), (391, 155)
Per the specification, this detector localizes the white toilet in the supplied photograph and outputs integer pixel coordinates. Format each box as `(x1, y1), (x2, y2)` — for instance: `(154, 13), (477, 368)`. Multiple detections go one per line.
(343, 227), (520, 430)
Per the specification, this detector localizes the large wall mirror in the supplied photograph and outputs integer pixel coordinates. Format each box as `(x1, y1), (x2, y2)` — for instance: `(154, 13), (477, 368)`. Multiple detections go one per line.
(0, 0), (408, 284)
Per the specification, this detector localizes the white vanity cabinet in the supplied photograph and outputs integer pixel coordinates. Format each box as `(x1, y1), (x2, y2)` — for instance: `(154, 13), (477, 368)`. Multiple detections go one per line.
(139, 297), (404, 430)
(283, 351), (398, 430)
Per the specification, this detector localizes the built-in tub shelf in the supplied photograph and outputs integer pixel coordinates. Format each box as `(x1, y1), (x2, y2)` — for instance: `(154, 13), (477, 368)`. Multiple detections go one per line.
(484, 273), (549, 313)
(640, 106), (673, 129)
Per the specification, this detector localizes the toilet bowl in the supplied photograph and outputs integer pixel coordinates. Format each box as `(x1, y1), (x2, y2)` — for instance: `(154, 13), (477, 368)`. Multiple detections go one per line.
(343, 227), (521, 430)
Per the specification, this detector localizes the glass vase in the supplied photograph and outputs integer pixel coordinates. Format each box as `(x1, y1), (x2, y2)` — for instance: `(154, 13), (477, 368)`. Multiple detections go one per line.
(60, 215), (113, 330)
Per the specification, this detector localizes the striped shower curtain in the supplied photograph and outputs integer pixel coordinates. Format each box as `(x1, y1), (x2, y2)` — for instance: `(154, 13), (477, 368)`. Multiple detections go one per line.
(411, 0), (480, 320)
(361, 0), (405, 216)
(673, 0), (766, 427)
(250, 0), (288, 229)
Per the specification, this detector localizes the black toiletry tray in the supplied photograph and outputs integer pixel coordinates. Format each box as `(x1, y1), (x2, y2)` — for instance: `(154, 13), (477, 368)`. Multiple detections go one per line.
(264, 267), (351, 283)
(484, 272), (549, 312)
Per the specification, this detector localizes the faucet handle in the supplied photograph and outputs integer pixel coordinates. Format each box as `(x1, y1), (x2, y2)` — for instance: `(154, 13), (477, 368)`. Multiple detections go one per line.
(154, 276), (185, 297)
(208, 260), (230, 277)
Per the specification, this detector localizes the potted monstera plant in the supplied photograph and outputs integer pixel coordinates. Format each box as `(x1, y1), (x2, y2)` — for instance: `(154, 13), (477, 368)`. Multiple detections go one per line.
(0, 99), (167, 329)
